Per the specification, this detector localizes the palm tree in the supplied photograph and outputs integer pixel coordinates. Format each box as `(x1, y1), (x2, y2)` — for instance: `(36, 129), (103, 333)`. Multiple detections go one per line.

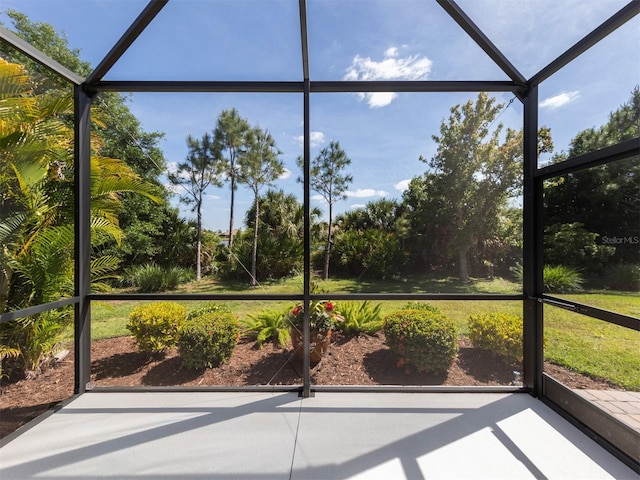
(0, 59), (158, 374)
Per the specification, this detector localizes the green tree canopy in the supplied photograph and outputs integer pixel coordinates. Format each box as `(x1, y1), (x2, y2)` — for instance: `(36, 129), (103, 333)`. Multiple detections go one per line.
(404, 93), (552, 280)
(544, 88), (639, 268)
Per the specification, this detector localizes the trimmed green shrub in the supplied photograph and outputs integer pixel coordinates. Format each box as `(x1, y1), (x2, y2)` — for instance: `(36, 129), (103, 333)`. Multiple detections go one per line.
(335, 301), (383, 335)
(178, 311), (239, 369)
(543, 265), (583, 292)
(603, 264), (640, 291)
(127, 302), (186, 354)
(468, 313), (523, 364)
(383, 309), (458, 374)
(241, 308), (290, 348)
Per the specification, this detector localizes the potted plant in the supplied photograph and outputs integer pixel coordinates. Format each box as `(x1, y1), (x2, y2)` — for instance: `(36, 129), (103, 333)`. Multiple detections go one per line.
(287, 300), (343, 362)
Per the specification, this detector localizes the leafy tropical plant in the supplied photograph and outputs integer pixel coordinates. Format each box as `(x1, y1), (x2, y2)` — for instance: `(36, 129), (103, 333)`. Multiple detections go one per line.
(0, 59), (160, 377)
(241, 308), (291, 348)
(334, 300), (383, 335)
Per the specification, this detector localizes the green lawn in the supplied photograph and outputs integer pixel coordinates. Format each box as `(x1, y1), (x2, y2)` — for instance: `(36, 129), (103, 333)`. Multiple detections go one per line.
(88, 275), (639, 390)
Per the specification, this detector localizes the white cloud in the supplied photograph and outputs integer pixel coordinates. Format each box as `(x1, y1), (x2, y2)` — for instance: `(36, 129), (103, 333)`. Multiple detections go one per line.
(394, 179), (411, 192)
(540, 91), (580, 109)
(204, 193), (221, 200)
(344, 46), (432, 108)
(384, 46), (399, 58)
(164, 182), (181, 194)
(357, 92), (398, 108)
(295, 131), (326, 148)
(279, 168), (291, 180)
(311, 194), (325, 202)
(345, 188), (388, 198)
(350, 204), (366, 210)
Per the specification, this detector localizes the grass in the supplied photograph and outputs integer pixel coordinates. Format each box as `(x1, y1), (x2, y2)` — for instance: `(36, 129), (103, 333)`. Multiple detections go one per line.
(86, 274), (639, 390)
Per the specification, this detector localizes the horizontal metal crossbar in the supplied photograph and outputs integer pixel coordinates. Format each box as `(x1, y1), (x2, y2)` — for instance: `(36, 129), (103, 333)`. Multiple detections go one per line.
(535, 138), (639, 180)
(541, 295), (639, 331)
(88, 293), (302, 302)
(89, 80), (525, 95)
(0, 297), (80, 325)
(88, 293), (524, 302)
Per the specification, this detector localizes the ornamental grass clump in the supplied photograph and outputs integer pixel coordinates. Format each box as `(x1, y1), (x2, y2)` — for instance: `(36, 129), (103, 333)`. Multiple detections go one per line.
(127, 302), (186, 354)
(178, 311), (239, 369)
(383, 309), (458, 374)
(468, 313), (523, 364)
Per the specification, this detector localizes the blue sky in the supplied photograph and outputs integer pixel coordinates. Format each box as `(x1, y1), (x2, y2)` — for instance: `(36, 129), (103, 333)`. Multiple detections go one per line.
(1, 1), (638, 231)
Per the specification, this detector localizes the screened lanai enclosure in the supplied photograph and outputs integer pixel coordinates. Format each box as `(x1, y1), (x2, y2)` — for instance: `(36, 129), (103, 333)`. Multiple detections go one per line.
(0, 0), (639, 475)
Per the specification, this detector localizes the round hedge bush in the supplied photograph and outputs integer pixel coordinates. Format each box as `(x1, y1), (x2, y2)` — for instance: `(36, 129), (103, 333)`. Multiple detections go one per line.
(178, 311), (239, 369)
(468, 313), (522, 364)
(383, 309), (458, 374)
(127, 302), (186, 354)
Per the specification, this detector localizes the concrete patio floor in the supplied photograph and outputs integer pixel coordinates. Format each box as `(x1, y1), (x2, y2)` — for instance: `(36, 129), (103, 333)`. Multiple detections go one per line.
(0, 391), (636, 479)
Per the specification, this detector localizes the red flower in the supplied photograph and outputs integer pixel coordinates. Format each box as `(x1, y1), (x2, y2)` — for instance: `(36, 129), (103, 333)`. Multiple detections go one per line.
(292, 306), (301, 315)
(325, 302), (334, 311)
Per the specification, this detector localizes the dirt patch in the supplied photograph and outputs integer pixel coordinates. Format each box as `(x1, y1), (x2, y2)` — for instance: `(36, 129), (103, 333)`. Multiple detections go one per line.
(0, 333), (620, 439)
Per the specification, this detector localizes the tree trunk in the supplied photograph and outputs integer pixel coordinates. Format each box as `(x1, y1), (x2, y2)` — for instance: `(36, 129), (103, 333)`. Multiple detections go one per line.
(196, 200), (202, 281)
(458, 245), (470, 282)
(323, 203), (332, 280)
(228, 176), (235, 248)
(250, 196), (259, 288)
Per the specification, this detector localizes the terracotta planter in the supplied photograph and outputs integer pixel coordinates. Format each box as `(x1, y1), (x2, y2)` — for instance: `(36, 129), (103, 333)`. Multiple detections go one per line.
(290, 328), (332, 362)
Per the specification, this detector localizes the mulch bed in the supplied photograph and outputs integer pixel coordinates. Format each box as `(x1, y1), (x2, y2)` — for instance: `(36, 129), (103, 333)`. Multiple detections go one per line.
(0, 332), (620, 439)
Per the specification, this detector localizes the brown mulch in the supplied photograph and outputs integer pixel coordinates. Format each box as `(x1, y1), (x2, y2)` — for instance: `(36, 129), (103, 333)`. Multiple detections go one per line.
(0, 333), (620, 439)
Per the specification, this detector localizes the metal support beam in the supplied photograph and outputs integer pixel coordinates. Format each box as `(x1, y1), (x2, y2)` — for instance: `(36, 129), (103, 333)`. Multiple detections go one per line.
(436, 0), (526, 86)
(311, 80), (525, 94)
(0, 26), (84, 85)
(302, 78), (312, 398)
(91, 80), (522, 95)
(92, 81), (304, 93)
(74, 86), (93, 394)
(522, 84), (543, 396)
(529, 1), (640, 86)
(86, 0), (169, 85)
(0, 297), (80, 325)
(298, 0), (310, 81)
(535, 137), (639, 180)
